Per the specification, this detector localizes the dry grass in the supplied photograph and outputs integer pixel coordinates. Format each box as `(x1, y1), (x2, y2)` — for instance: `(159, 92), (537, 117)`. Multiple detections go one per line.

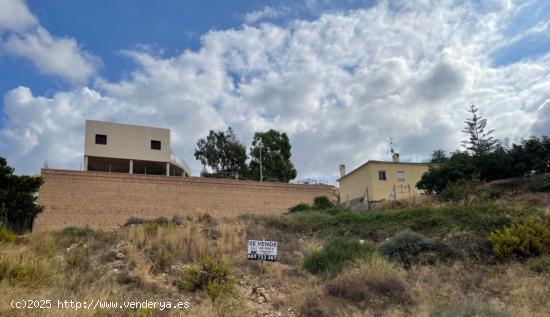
(325, 257), (413, 311)
(125, 222), (209, 266)
(215, 223), (246, 257)
(375, 196), (438, 210)
(1, 215), (550, 317)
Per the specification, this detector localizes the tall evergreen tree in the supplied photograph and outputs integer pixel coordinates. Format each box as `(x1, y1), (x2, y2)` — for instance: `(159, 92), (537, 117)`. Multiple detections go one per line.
(462, 104), (497, 156)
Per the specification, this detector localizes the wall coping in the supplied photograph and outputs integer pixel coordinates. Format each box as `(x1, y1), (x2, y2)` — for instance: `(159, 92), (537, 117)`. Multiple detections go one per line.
(41, 169), (336, 190)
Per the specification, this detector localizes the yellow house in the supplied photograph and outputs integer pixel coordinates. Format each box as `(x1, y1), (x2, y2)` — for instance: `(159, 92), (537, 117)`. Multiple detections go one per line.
(338, 154), (430, 204)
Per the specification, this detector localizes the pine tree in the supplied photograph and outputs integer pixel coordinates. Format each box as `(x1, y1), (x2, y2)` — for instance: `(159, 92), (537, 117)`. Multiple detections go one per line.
(462, 104), (497, 156)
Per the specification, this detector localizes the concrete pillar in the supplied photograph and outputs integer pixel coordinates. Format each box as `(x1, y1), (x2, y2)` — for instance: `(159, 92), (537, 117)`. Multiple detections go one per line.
(166, 163), (170, 176)
(129, 159), (133, 174)
(84, 156), (88, 171)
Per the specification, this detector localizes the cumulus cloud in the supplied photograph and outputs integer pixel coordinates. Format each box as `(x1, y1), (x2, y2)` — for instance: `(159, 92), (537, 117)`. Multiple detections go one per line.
(1, 1), (550, 181)
(3, 27), (99, 83)
(0, 0), (37, 33)
(244, 6), (289, 24)
(0, 0), (99, 83)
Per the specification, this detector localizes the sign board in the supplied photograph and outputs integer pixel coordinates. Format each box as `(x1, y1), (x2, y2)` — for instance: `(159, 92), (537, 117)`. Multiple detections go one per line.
(247, 240), (278, 261)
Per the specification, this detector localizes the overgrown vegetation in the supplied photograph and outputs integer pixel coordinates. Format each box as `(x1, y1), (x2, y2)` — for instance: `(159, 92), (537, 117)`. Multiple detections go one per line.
(490, 217), (550, 259)
(1, 206), (549, 316)
(526, 255), (550, 274)
(288, 195), (336, 213)
(378, 232), (450, 268)
(179, 256), (234, 300)
(325, 257), (413, 310)
(417, 105), (550, 198)
(0, 156), (43, 234)
(302, 238), (376, 276)
(269, 204), (537, 240)
(0, 224), (16, 243)
(430, 301), (511, 317)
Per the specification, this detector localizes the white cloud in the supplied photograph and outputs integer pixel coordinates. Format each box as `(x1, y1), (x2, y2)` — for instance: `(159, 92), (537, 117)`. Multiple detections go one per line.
(244, 6), (289, 24)
(2, 1), (550, 181)
(3, 27), (99, 83)
(0, 0), (37, 33)
(0, 1), (99, 83)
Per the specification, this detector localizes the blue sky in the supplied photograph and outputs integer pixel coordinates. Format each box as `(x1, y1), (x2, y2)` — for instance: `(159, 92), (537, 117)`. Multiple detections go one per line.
(1, 0), (550, 181)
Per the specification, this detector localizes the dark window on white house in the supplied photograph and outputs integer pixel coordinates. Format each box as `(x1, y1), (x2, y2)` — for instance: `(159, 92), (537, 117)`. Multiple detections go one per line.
(95, 134), (107, 145)
(151, 140), (161, 150)
(378, 170), (387, 181)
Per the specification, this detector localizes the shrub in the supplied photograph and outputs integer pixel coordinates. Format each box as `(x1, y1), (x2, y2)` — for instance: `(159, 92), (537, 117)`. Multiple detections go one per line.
(378, 232), (449, 268)
(490, 218), (550, 259)
(151, 217), (171, 226)
(527, 255), (550, 274)
(439, 178), (488, 206)
(271, 205), (531, 240)
(288, 203), (310, 213)
(529, 174), (550, 193)
(325, 257), (412, 309)
(60, 226), (96, 238)
(313, 196), (334, 209)
(303, 238), (376, 276)
(57, 226), (97, 247)
(430, 301), (511, 317)
(66, 248), (91, 271)
(193, 211), (213, 223)
(0, 225), (16, 243)
(0, 254), (53, 286)
(124, 217), (146, 226)
(299, 294), (328, 317)
(179, 256), (234, 300)
(319, 207), (350, 215)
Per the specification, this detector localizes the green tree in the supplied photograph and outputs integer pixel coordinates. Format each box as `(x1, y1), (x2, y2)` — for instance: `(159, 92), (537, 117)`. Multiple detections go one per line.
(194, 127), (248, 178)
(249, 129), (297, 182)
(417, 151), (477, 194)
(462, 104), (497, 156)
(509, 136), (550, 175)
(430, 149), (448, 164)
(0, 157), (43, 234)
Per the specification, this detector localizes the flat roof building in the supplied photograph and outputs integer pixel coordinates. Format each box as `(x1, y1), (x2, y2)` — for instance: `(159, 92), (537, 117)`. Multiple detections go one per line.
(84, 120), (191, 177)
(338, 153), (430, 205)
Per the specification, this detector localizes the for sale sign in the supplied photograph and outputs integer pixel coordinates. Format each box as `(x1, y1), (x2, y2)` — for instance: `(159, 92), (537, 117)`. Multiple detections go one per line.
(247, 240), (278, 261)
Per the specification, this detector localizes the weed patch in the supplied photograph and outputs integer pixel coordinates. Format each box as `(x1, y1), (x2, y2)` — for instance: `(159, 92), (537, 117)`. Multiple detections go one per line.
(272, 205), (537, 240)
(379, 232), (450, 268)
(430, 301), (511, 317)
(527, 255), (550, 274)
(303, 238), (376, 276)
(490, 217), (550, 259)
(0, 225), (16, 243)
(179, 256), (234, 300)
(325, 257), (412, 310)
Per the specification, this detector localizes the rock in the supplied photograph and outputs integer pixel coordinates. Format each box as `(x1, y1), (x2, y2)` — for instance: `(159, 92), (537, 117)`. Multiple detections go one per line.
(115, 252), (125, 260)
(258, 296), (265, 303)
(262, 292), (271, 303)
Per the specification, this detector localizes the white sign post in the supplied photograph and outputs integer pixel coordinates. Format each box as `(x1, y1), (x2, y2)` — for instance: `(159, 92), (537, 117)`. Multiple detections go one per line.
(247, 240), (278, 287)
(247, 240), (278, 262)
